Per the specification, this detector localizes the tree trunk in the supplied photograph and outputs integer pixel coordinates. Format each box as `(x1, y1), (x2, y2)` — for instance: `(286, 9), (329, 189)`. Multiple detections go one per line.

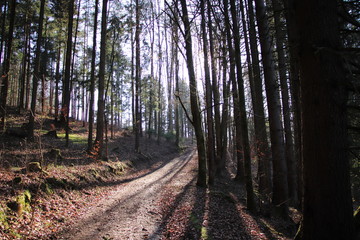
(61, 0), (75, 146)
(0, 0), (16, 130)
(201, 0), (216, 185)
(253, 0), (289, 218)
(284, 0), (302, 207)
(157, 0), (162, 145)
(180, 0), (207, 187)
(87, 0), (99, 152)
(223, 0), (245, 183)
(294, 0), (355, 238)
(134, 0), (141, 152)
(246, 0), (272, 198)
(207, 0), (222, 176)
(28, 0), (45, 138)
(0, 2), (7, 70)
(94, 0), (108, 158)
(220, 37), (230, 176)
(271, 0), (298, 205)
(19, 15), (30, 112)
(230, 0), (256, 212)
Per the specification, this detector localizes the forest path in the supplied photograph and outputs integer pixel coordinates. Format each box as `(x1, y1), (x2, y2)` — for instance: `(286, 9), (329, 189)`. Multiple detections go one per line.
(58, 148), (196, 240)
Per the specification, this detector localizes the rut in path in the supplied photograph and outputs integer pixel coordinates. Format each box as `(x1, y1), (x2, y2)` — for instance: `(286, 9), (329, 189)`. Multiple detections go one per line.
(58, 149), (195, 240)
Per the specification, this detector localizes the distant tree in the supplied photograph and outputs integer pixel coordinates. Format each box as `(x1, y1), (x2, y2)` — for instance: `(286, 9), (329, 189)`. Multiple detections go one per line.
(294, 0), (355, 238)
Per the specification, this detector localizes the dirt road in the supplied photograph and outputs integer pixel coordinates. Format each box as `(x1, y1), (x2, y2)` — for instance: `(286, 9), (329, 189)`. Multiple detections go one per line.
(58, 149), (196, 240)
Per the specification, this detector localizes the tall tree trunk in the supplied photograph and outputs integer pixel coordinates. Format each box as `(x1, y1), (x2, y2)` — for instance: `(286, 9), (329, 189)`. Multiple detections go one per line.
(48, 63), (54, 115)
(223, 0), (245, 182)
(134, 0), (141, 152)
(148, 1), (155, 140)
(220, 38), (230, 173)
(25, 53), (31, 110)
(19, 15), (29, 112)
(87, 0), (99, 151)
(201, 0), (216, 185)
(0, 2), (7, 70)
(246, 0), (272, 197)
(207, 0), (222, 176)
(173, 4), (180, 147)
(131, 0), (135, 132)
(28, 0), (45, 138)
(271, 0), (297, 205)
(0, 0), (16, 130)
(284, 0), (302, 207)
(230, 0), (256, 212)
(294, 0), (355, 238)
(69, 0), (81, 121)
(157, 0), (162, 145)
(94, 0), (108, 158)
(41, 74), (46, 114)
(253, 0), (289, 218)
(180, 0), (207, 187)
(61, 0), (75, 146)
(54, 44), (61, 121)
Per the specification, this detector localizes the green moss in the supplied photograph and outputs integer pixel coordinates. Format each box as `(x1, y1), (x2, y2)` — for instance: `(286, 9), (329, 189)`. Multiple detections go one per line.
(41, 183), (54, 195)
(16, 190), (31, 213)
(0, 206), (8, 229)
(27, 162), (42, 172)
(201, 226), (208, 240)
(107, 162), (126, 175)
(354, 206), (360, 230)
(8, 190), (32, 215)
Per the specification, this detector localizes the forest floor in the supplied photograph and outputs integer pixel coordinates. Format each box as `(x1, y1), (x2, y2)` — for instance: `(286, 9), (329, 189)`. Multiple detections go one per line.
(0, 111), (299, 239)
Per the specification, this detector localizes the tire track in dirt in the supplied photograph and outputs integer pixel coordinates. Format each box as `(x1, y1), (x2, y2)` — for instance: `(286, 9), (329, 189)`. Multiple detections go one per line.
(58, 148), (196, 240)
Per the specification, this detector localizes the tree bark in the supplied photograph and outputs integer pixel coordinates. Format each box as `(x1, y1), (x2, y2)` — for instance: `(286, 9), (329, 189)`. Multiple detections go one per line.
(201, 0), (216, 185)
(94, 0), (108, 158)
(134, 0), (141, 152)
(180, 0), (207, 187)
(284, 0), (302, 207)
(19, 14), (30, 112)
(246, 0), (272, 198)
(87, 0), (99, 152)
(271, 0), (298, 205)
(223, 0), (245, 183)
(61, 0), (75, 146)
(230, 0), (256, 212)
(0, 0), (16, 130)
(207, 0), (223, 177)
(253, 0), (289, 218)
(294, 0), (355, 238)
(28, 0), (45, 138)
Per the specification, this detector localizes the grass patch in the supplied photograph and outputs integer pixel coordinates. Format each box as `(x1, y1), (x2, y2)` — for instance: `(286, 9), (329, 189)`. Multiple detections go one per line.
(57, 133), (87, 144)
